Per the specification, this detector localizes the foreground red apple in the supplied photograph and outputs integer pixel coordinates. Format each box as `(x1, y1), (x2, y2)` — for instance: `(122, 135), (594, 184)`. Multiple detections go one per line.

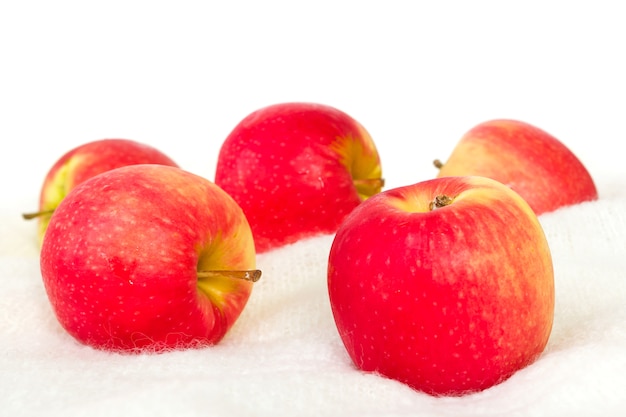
(25, 138), (178, 246)
(327, 176), (554, 396)
(40, 164), (260, 352)
(434, 119), (598, 214)
(215, 102), (383, 253)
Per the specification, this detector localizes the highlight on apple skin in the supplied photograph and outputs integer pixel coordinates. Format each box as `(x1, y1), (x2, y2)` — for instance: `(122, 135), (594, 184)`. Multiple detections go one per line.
(214, 102), (384, 254)
(434, 119), (598, 215)
(26, 138), (178, 246)
(40, 164), (260, 353)
(327, 175), (555, 396)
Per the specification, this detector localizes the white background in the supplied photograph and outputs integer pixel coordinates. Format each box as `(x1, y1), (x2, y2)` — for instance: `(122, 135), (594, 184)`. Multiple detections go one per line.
(2, 1), (625, 202)
(2, 2), (626, 416)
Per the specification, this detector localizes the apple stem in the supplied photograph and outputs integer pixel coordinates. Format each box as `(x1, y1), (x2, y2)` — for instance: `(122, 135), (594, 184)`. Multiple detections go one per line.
(22, 209), (55, 220)
(353, 178), (385, 188)
(433, 159), (444, 169)
(197, 269), (262, 283)
(429, 195), (454, 211)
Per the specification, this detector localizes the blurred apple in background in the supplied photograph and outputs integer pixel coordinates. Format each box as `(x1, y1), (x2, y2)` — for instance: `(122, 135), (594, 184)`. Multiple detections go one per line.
(215, 102), (383, 253)
(328, 176), (554, 396)
(24, 138), (178, 246)
(434, 119), (598, 214)
(40, 164), (260, 352)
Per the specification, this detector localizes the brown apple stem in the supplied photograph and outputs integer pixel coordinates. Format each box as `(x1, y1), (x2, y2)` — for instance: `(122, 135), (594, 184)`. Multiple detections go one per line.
(353, 178), (385, 189)
(22, 209), (55, 220)
(429, 195), (454, 211)
(433, 159), (444, 169)
(197, 269), (262, 283)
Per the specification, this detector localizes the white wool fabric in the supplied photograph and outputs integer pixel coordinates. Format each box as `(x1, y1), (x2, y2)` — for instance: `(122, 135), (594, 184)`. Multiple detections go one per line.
(2, 177), (626, 417)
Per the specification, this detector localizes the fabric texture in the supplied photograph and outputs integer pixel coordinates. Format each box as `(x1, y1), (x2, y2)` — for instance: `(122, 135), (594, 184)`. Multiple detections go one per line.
(2, 178), (626, 416)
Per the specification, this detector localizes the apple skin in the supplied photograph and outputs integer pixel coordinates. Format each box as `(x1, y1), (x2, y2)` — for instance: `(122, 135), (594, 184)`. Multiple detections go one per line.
(40, 164), (258, 352)
(214, 102), (383, 253)
(34, 138), (178, 245)
(327, 176), (554, 396)
(435, 119), (598, 215)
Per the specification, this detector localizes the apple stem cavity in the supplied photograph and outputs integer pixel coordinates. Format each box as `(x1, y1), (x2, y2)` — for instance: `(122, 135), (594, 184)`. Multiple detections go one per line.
(429, 195), (454, 211)
(21, 209), (55, 220)
(353, 177), (385, 200)
(197, 270), (262, 283)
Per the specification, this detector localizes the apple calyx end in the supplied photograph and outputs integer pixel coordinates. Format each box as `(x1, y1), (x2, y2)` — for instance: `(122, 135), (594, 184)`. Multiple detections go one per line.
(197, 269), (262, 283)
(433, 159), (444, 169)
(22, 209), (55, 220)
(429, 194), (454, 211)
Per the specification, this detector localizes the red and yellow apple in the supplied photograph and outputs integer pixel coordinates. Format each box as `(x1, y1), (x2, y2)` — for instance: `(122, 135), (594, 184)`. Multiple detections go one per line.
(40, 164), (260, 352)
(327, 176), (554, 396)
(214, 102), (383, 253)
(26, 138), (178, 245)
(434, 119), (598, 214)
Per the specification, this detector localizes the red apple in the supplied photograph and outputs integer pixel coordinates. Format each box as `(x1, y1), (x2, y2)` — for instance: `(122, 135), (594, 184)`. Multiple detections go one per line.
(214, 102), (383, 253)
(25, 138), (178, 245)
(327, 176), (554, 396)
(434, 119), (598, 214)
(40, 164), (260, 352)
